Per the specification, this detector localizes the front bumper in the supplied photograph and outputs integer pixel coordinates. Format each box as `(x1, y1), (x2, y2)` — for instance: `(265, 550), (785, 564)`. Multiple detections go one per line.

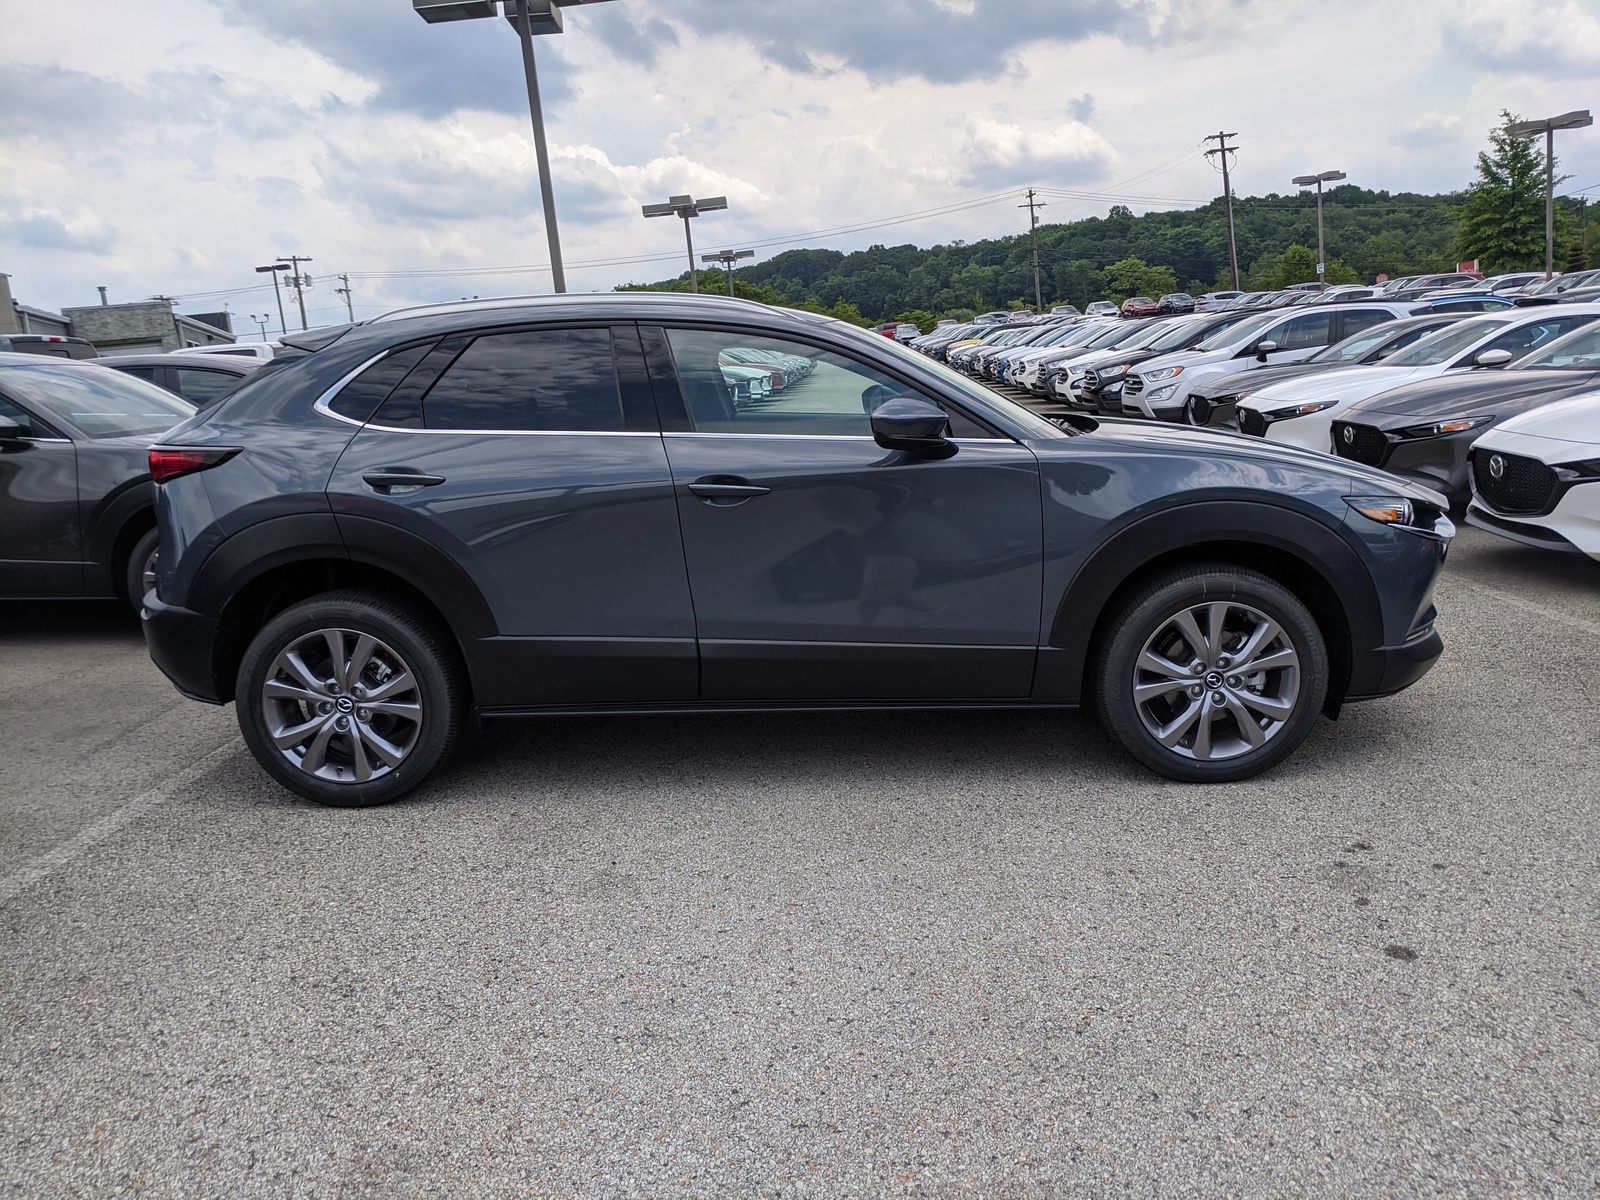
(1347, 628), (1445, 700)
(142, 588), (224, 704)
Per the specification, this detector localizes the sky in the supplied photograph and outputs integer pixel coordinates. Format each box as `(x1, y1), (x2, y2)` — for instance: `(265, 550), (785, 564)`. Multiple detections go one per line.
(2, 0), (1598, 332)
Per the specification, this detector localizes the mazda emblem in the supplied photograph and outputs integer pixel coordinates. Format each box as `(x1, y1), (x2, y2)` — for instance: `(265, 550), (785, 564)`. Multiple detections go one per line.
(1342, 426), (1354, 444)
(1489, 454), (1505, 480)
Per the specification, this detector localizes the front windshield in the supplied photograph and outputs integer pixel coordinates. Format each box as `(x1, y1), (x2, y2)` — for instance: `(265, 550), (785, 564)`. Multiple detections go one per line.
(1119, 321), (1176, 350)
(1036, 323), (1099, 349)
(1150, 313), (1244, 351)
(1516, 323), (1600, 369)
(0, 361), (194, 437)
(1381, 317), (1511, 366)
(1196, 312), (1277, 351)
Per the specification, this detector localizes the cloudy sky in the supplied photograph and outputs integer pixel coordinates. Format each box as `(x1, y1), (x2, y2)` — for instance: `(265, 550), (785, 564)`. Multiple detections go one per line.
(3, 0), (1598, 331)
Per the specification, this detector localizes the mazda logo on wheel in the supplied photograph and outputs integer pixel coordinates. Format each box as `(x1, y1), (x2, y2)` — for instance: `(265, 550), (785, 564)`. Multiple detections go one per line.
(1489, 454), (1505, 480)
(1342, 426), (1354, 445)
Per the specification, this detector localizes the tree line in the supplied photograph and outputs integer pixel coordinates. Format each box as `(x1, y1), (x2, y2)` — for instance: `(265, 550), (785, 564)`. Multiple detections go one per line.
(620, 113), (1592, 328)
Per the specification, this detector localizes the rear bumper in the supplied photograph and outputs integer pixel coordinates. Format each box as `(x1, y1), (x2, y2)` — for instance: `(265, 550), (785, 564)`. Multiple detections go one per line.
(1347, 628), (1444, 701)
(142, 588), (224, 704)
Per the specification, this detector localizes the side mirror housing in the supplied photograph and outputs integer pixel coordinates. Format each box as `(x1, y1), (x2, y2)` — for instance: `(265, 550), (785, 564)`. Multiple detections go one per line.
(1255, 339), (1279, 363)
(1475, 348), (1513, 368)
(869, 396), (956, 459)
(0, 414), (20, 434)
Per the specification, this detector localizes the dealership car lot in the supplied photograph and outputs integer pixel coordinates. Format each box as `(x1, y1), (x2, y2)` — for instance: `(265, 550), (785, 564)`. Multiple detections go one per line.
(2, 523), (1596, 1197)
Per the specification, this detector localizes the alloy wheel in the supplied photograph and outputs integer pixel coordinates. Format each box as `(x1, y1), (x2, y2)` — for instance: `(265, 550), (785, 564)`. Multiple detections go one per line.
(261, 628), (423, 784)
(1132, 600), (1300, 761)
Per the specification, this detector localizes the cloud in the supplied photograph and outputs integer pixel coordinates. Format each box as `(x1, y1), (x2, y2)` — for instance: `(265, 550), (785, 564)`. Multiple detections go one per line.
(0, 208), (117, 256)
(957, 117), (1115, 186)
(1439, 0), (1600, 78)
(1390, 112), (1466, 151)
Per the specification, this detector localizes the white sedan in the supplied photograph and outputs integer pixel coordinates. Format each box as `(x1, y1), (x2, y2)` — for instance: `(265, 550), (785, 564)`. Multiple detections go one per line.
(1465, 389), (1600, 560)
(1235, 307), (1600, 451)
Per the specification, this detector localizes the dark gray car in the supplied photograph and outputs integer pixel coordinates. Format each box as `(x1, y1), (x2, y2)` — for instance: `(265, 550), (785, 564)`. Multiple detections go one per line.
(141, 295), (1453, 806)
(100, 352), (259, 408)
(0, 354), (195, 607)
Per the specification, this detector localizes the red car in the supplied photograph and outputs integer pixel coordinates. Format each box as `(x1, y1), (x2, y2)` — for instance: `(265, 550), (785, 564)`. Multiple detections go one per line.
(1120, 296), (1160, 317)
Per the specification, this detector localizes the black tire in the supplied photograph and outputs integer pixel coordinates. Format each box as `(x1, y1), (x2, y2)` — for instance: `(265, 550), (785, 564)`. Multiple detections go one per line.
(1184, 395), (1210, 426)
(1093, 564), (1328, 783)
(123, 527), (160, 611)
(235, 590), (465, 807)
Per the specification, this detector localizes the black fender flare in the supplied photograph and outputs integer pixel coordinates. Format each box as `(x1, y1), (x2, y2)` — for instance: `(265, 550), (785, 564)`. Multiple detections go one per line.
(1039, 500), (1384, 703)
(83, 479), (156, 596)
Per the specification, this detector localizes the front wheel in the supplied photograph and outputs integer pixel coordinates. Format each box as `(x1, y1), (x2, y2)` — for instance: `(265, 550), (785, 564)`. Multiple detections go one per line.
(1184, 396), (1210, 426)
(235, 590), (465, 807)
(1093, 565), (1328, 782)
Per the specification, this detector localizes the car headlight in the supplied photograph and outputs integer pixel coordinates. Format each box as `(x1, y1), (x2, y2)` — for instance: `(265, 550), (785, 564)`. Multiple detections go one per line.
(1398, 415), (1493, 439)
(1146, 384), (1178, 402)
(1345, 496), (1414, 525)
(1263, 400), (1336, 422)
(1554, 458), (1600, 481)
(1143, 366), (1183, 382)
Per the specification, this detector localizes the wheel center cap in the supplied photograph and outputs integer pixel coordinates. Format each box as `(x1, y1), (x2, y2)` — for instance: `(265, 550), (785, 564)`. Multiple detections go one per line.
(1204, 671), (1225, 690)
(336, 696), (354, 713)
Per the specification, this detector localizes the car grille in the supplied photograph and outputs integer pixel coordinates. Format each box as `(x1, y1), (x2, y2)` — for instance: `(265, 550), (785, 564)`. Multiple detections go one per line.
(1123, 375), (1144, 398)
(1081, 369), (1100, 393)
(1471, 448), (1560, 515)
(1239, 409), (1267, 437)
(1331, 422), (1389, 467)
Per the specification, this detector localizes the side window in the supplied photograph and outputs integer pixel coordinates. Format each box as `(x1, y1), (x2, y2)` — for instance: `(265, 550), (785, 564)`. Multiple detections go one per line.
(1376, 326), (1438, 358)
(663, 328), (998, 437)
(1337, 309), (1391, 339)
(0, 394), (41, 436)
(174, 368), (240, 406)
(1276, 312), (1333, 350)
(1473, 317), (1588, 363)
(116, 366), (160, 382)
(330, 341), (436, 423)
(421, 328), (622, 432)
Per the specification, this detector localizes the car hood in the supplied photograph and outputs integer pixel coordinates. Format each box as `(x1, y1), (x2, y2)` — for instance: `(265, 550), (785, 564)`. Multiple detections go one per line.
(1048, 417), (1448, 506)
(1242, 364), (1427, 407)
(1189, 361), (1343, 399)
(1483, 390), (1600, 444)
(1343, 368), (1600, 427)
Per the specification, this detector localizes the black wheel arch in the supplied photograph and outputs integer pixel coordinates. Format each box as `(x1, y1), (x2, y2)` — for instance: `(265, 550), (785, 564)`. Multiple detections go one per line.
(189, 513), (498, 704)
(85, 479), (157, 599)
(1040, 500), (1384, 714)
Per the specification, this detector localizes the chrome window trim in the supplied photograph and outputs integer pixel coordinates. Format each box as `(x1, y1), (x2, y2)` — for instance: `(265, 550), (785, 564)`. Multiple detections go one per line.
(312, 350), (391, 428)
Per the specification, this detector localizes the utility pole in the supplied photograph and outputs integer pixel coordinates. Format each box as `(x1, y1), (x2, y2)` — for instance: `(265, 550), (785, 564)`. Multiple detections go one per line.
(277, 255), (312, 329)
(1204, 131), (1241, 290)
(336, 273), (355, 322)
(1020, 188), (1046, 311)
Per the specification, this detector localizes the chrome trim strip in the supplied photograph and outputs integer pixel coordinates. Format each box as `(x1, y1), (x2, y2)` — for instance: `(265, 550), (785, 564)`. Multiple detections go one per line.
(358, 425), (657, 437)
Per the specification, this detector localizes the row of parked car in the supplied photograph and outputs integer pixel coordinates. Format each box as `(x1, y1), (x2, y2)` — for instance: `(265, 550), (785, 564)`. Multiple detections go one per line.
(906, 288), (1600, 562)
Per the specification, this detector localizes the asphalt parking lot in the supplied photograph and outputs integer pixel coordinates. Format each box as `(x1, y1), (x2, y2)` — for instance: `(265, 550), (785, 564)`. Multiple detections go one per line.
(2, 526), (1597, 1198)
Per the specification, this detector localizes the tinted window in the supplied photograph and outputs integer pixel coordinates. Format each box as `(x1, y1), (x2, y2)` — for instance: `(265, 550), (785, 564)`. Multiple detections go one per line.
(1471, 316), (1595, 363)
(0, 394), (51, 436)
(421, 329), (622, 432)
(1517, 323), (1600, 369)
(1384, 319), (1511, 366)
(665, 328), (998, 438)
(1336, 309), (1392, 339)
(114, 365), (159, 382)
(0, 362), (193, 438)
(329, 341), (436, 423)
(1275, 312), (1333, 350)
(174, 368), (243, 406)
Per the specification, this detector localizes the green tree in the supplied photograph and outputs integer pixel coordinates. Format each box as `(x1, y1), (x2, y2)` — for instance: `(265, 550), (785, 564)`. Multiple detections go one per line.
(1566, 240), (1592, 272)
(1454, 111), (1548, 272)
(1100, 257), (1178, 304)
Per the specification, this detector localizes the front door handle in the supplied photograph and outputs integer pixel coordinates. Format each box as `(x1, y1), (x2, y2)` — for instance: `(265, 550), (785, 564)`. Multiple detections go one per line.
(688, 475), (771, 505)
(364, 469), (446, 493)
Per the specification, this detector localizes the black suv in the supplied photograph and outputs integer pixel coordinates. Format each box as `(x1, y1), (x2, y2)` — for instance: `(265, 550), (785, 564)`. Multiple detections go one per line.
(143, 295), (1453, 806)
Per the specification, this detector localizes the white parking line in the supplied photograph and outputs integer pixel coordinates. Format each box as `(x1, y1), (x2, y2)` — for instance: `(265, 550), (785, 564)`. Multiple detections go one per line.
(0, 739), (242, 906)
(1448, 576), (1600, 640)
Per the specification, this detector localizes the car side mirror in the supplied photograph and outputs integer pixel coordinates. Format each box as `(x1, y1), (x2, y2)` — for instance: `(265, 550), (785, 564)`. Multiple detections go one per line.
(1474, 348), (1513, 368)
(1255, 339), (1279, 363)
(0, 413), (29, 451)
(0, 414), (20, 434)
(869, 396), (956, 459)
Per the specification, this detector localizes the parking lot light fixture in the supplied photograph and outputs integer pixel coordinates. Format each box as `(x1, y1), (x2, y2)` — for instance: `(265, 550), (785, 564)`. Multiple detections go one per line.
(643, 195), (728, 293)
(254, 263), (291, 335)
(412, 0), (615, 294)
(1507, 111), (1593, 280)
(702, 249), (755, 297)
(1291, 170), (1346, 284)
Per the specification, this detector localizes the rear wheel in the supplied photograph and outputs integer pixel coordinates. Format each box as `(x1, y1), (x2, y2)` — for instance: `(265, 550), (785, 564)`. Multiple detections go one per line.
(123, 527), (160, 611)
(235, 590), (465, 807)
(1093, 565), (1328, 782)
(1184, 396), (1210, 426)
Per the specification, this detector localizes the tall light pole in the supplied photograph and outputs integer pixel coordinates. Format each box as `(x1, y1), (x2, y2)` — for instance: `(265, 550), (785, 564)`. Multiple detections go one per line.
(1291, 169), (1346, 285)
(702, 249), (754, 297)
(413, 0), (615, 294)
(254, 263), (289, 335)
(1507, 110), (1593, 279)
(643, 195), (728, 293)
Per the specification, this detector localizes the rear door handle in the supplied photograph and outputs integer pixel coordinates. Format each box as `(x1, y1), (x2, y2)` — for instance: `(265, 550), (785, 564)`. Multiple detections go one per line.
(688, 476), (771, 505)
(363, 469), (446, 493)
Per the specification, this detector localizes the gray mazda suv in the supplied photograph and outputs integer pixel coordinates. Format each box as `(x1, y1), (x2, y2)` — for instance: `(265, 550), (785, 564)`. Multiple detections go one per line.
(142, 294), (1453, 806)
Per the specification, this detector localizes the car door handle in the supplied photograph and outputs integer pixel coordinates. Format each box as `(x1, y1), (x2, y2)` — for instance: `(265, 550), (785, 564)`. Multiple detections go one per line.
(363, 470), (446, 492)
(687, 476), (771, 505)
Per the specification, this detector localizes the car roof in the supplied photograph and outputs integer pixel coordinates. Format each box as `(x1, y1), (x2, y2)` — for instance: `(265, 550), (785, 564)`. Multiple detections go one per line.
(100, 353), (259, 370)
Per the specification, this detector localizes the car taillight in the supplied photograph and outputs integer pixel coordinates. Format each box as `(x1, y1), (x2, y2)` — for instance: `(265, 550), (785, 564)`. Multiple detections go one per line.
(148, 446), (239, 483)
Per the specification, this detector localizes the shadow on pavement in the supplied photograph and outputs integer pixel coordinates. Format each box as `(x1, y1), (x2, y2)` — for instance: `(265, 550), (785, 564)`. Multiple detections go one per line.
(0, 599), (142, 644)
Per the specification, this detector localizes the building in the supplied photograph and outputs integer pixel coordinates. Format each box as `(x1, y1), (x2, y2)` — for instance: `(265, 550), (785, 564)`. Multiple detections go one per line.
(61, 299), (235, 356)
(0, 274), (72, 337)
